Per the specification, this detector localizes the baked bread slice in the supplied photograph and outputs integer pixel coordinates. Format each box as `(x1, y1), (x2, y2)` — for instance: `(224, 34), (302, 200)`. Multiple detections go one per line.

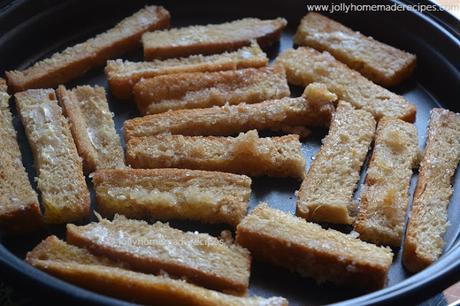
(134, 65), (290, 115)
(354, 118), (419, 247)
(15, 89), (90, 223)
(27, 236), (287, 306)
(142, 18), (287, 60)
(0, 79), (42, 233)
(126, 130), (305, 178)
(106, 42), (268, 99)
(275, 47), (416, 122)
(236, 203), (393, 290)
(67, 215), (251, 294)
(123, 83), (335, 141)
(403, 108), (460, 272)
(6, 6), (170, 92)
(56, 85), (124, 173)
(92, 168), (251, 227)
(294, 13), (416, 87)
(296, 101), (376, 224)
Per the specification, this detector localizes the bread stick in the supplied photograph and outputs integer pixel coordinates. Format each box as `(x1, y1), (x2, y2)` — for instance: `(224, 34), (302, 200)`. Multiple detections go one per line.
(106, 42), (268, 99)
(123, 84), (335, 141)
(15, 89), (90, 223)
(236, 203), (393, 290)
(27, 236), (287, 306)
(296, 101), (376, 224)
(6, 6), (170, 92)
(403, 108), (460, 272)
(142, 18), (287, 60)
(0, 79), (42, 233)
(67, 215), (251, 294)
(134, 65), (289, 115)
(56, 85), (124, 173)
(126, 131), (305, 178)
(92, 168), (251, 227)
(354, 118), (419, 247)
(275, 47), (416, 121)
(294, 13), (416, 87)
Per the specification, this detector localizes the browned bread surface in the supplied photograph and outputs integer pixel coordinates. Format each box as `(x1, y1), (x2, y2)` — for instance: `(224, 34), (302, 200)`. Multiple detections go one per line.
(26, 236), (288, 306)
(354, 118), (419, 247)
(134, 65), (290, 114)
(56, 85), (124, 173)
(15, 89), (89, 223)
(67, 215), (251, 294)
(142, 18), (287, 59)
(236, 203), (393, 290)
(6, 6), (170, 92)
(294, 13), (416, 87)
(296, 101), (376, 224)
(403, 108), (460, 272)
(92, 168), (251, 226)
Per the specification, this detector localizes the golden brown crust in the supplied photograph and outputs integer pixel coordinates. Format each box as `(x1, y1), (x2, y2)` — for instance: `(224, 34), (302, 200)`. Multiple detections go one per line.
(123, 93), (334, 141)
(105, 42), (268, 99)
(15, 89), (89, 224)
(133, 66), (290, 115)
(294, 13), (416, 87)
(6, 6), (170, 92)
(236, 203), (393, 291)
(92, 168), (251, 227)
(126, 131), (305, 178)
(56, 85), (124, 173)
(296, 102), (376, 224)
(354, 118), (419, 247)
(403, 108), (460, 272)
(27, 236), (288, 306)
(66, 215), (251, 294)
(275, 47), (416, 122)
(142, 18), (287, 60)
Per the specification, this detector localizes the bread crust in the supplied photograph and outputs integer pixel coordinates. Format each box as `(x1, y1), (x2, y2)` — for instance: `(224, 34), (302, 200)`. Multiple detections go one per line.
(294, 13), (416, 87)
(27, 236), (287, 306)
(6, 6), (170, 92)
(236, 203), (393, 290)
(15, 89), (89, 223)
(56, 85), (124, 173)
(354, 118), (419, 247)
(275, 47), (416, 122)
(106, 42), (268, 99)
(403, 108), (460, 272)
(66, 215), (251, 294)
(134, 66), (290, 114)
(142, 18), (287, 60)
(92, 168), (251, 227)
(126, 131), (305, 178)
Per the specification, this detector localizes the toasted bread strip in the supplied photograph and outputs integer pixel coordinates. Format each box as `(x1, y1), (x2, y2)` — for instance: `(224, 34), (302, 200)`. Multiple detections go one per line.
(236, 203), (393, 290)
(0, 79), (42, 233)
(126, 131), (305, 178)
(294, 13), (416, 87)
(275, 47), (416, 121)
(67, 215), (251, 294)
(354, 119), (419, 247)
(403, 108), (460, 272)
(27, 236), (287, 306)
(5, 6), (170, 92)
(106, 42), (268, 99)
(134, 65), (290, 115)
(124, 84), (335, 141)
(142, 18), (287, 60)
(15, 89), (89, 223)
(56, 85), (124, 173)
(92, 168), (251, 226)
(296, 101), (376, 224)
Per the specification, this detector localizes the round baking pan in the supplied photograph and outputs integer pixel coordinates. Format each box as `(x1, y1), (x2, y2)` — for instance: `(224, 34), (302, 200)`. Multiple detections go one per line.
(0, 0), (459, 305)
